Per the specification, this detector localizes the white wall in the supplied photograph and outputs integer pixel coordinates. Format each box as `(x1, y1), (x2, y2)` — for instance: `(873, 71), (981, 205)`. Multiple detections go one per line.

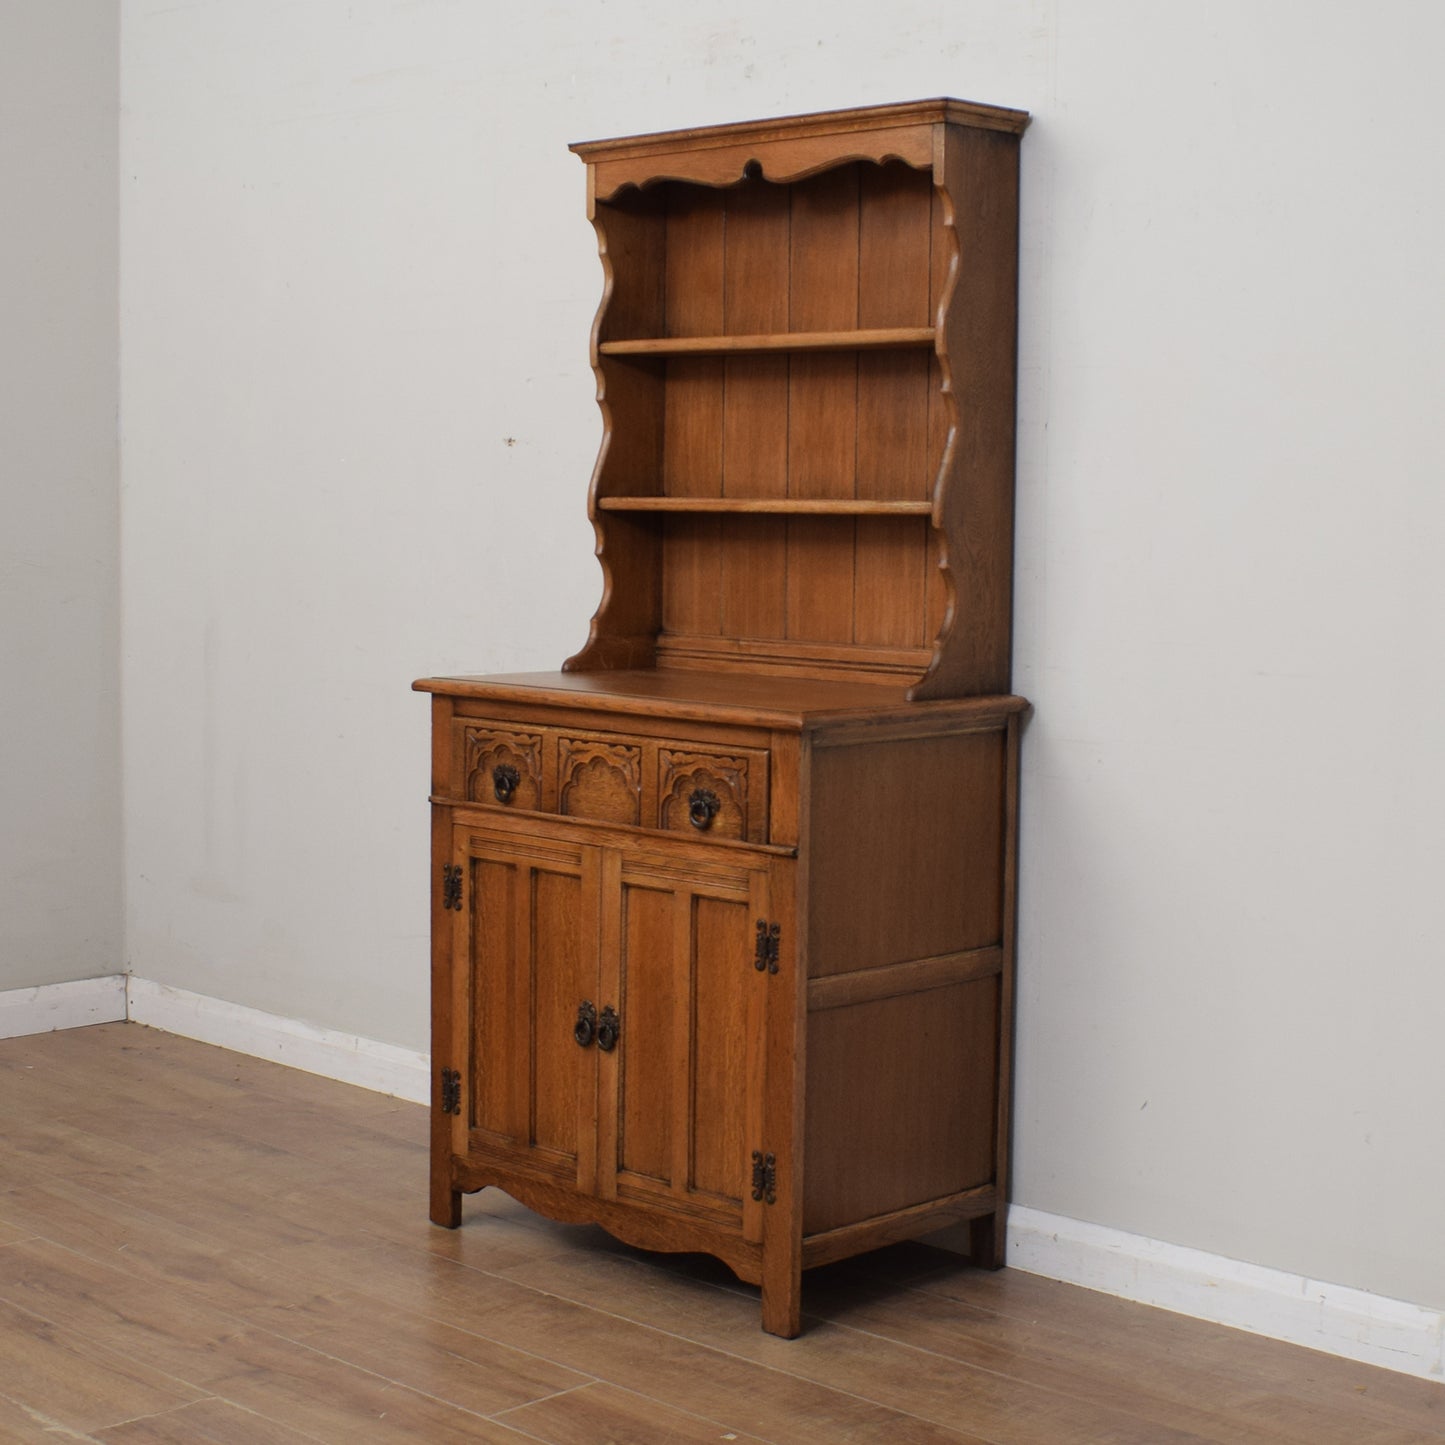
(119, 0), (1445, 1314)
(0, 1), (121, 990)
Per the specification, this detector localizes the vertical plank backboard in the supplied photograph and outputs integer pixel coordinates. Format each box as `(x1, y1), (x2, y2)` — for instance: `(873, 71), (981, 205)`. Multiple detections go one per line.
(721, 181), (791, 640)
(787, 166), (859, 642)
(661, 186), (726, 635)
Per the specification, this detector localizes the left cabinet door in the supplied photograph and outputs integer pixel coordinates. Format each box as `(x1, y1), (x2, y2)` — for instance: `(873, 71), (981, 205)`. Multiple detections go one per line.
(448, 823), (604, 1192)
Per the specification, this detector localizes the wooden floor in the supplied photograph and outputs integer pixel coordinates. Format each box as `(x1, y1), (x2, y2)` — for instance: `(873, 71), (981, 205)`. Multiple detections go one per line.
(1, 1025), (1440, 1444)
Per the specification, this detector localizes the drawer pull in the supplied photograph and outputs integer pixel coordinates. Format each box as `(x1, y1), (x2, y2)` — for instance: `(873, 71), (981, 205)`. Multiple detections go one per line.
(574, 1000), (597, 1048)
(492, 764), (521, 803)
(596, 1005), (621, 1053)
(688, 787), (721, 830)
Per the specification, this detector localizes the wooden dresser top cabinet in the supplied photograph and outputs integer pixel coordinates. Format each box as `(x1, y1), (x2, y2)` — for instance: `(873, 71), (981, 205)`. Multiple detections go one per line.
(560, 95), (1028, 698)
(416, 98), (1029, 1338)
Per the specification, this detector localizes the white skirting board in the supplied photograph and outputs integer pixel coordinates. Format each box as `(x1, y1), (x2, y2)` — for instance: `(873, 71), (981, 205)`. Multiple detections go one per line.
(0, 974), (127, 1039)
(3, 976), (1440, 1381)
(1006, 1205), (1445, 1383)
(124, 977), (430, 1104)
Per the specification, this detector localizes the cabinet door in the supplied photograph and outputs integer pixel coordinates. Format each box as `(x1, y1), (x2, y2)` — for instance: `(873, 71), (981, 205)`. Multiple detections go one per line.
(596, 845), (777, 1240)
(452, 825), (602, 1190)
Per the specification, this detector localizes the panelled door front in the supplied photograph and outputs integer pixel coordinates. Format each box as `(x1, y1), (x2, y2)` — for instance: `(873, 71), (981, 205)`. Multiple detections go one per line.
(451, 824), (602, 1191)
(595, 844), (776, 1243)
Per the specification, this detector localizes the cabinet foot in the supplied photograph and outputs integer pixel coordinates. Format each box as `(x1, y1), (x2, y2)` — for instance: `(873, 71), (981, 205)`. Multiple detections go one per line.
(969, 1210), (1005, 1270)
(760, 1273), (802, 1338)
(430, 1182), (462, 1229)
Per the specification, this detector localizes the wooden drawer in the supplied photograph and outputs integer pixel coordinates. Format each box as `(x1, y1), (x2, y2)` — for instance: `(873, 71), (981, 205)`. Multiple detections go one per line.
(657, 744), (766, 842)
(459, 725), (544, 810)
(450, 718), (768, 842)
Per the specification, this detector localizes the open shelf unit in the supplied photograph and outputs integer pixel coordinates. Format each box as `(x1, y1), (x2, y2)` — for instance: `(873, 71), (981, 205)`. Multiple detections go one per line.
(567, 97), (1027, 697)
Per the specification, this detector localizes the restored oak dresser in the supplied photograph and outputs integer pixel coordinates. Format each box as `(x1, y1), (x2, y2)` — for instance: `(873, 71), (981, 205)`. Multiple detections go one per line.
(415, 97), (1029, 1337)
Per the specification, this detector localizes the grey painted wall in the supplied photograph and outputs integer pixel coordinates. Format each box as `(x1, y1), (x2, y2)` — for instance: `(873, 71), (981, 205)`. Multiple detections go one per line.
(0, 1), (121, 990)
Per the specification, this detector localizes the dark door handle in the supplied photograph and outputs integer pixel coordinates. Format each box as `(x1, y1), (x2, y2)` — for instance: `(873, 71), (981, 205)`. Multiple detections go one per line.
(596, 1005), (620, 1053)
(574, 1000), (597, 1048)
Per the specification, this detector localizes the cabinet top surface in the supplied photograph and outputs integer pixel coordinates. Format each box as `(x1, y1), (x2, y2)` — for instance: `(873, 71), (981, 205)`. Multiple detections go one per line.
(414, 669), (1027, 730)
(569, 97), (1030, 161)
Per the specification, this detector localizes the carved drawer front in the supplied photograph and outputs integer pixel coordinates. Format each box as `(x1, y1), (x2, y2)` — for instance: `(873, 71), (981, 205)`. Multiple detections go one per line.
(462, 726), (543, 811)
(658, 745), (768, 843)
(557, 735), (644, 826)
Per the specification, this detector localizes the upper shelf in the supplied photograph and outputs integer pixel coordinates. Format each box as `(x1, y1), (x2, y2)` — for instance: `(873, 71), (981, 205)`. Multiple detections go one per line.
(599, 327), (936, 358)
(597, 498), (932, 516)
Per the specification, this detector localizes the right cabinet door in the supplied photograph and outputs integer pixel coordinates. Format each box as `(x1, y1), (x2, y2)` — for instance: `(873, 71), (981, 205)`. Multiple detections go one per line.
(595, 844), (779, 1243)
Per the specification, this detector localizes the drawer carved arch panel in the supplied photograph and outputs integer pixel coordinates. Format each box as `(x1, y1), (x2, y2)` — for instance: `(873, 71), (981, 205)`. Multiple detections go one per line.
(559, 737), (644, 826)
(660, 748), (751, 841)
(464, 727), (543, 810)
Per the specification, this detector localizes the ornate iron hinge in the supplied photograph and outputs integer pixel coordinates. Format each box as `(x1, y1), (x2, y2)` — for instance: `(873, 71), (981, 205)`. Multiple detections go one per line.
(751, 1149), (777, 1204)
(440, 1067), (462, 1116)
(753, 920), (780, 974)
(442, 863), (464, 911)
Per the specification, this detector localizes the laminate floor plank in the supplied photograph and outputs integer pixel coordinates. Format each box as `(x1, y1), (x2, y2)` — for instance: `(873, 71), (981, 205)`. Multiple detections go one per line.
(238, 1289), (595, 1417)
(799, 1261), (1438, 1445)
(496, 1247), (1225, 1445)
(0, 1186), (329, 1318)
(236, 1238), (981, 1444)
(0, 1242), (530, 1445)
(0, 1294), (205, 1434)
(0, 1387), (105, 1442)
(493, 1380), (778, 1444)
(93, 1397), (321, 1444)
(872, 1249), (1445, 1440)
(2, 1023), (1438, 1445)
(195, 1336), (537, 1443)
(0, 1217), (32, 1246)
(0, 1114), (163, 1184)
(0, 1237), (317, 1388)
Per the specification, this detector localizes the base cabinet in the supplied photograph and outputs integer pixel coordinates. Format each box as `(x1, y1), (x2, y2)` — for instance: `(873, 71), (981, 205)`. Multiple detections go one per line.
(424, 683), (1023, 1336)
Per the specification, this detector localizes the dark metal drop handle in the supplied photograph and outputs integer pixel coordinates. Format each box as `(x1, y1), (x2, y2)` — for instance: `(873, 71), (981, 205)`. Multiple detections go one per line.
(688, 787), (721, 830)
(492, 764), (520, 803)
(596, 1005), (620, 1053)
(574, 1001), (597, 1048)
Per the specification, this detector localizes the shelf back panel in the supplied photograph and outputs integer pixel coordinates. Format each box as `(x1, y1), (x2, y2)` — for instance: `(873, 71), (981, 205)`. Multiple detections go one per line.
(594, 165), (950, 675)
(660, 513), (935, 655)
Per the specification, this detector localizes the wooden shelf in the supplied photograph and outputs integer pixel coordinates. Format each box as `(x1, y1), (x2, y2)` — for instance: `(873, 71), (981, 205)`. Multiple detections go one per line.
(599, 327), (935, 358)
(597, 497), (933, 516)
